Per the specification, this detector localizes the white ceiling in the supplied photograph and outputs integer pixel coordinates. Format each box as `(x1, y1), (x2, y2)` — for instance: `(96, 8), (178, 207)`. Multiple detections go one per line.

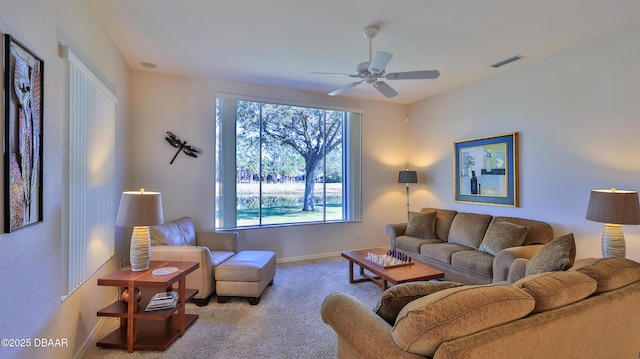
(87, 0), (640, 104)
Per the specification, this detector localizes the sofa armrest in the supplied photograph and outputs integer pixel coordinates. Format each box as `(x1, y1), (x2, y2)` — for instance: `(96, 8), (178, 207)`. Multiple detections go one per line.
(492, 244), (544, 283)
(150, 245), (214, 299)
(196, 231), (238, 253)
(321, 293), (423, 359)
(507, 258), (529, 282)
(386, 223), (408, 251)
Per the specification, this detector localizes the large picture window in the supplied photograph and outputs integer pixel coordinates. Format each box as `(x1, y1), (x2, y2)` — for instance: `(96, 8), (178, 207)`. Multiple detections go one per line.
(215, 96), (361, 229)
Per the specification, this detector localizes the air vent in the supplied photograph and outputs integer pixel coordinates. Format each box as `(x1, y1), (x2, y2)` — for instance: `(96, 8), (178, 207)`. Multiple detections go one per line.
(491, 55), (524, 68)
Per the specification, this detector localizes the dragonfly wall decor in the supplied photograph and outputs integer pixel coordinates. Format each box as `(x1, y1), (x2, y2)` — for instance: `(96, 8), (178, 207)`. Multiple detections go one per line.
(165, 131), (203, 164)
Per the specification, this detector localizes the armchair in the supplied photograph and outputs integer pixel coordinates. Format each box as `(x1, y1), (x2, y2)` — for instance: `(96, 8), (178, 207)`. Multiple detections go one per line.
(149, 216), (237, 306)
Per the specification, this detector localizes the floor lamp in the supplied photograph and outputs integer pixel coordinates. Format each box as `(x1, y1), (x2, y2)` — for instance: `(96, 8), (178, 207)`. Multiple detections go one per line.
(586, 187), (640, 258)
(398, 170), (418, 221)
(116, 188), (164, 271)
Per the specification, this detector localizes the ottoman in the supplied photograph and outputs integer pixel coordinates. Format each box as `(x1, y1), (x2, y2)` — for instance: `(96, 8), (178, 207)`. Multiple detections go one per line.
(215, 250), (276, 305)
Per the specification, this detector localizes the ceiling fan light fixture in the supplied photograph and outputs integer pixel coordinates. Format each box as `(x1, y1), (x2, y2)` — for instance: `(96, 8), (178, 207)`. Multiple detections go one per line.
(357, 62), (370, 75)
(369, 51), (393, 74)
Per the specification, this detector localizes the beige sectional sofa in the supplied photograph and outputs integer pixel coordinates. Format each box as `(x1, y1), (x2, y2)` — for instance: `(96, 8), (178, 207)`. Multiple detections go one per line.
(386, 208), (570, 284)
(322, 257), (640, 359)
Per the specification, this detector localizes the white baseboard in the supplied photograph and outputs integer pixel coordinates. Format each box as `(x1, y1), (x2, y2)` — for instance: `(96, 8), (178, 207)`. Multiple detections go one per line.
(276, 246), (390, 264)
(277, 252), (342, 263)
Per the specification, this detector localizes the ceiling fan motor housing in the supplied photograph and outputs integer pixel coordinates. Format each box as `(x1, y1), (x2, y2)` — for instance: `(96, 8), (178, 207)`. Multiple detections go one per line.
(363, 26), (379, 40)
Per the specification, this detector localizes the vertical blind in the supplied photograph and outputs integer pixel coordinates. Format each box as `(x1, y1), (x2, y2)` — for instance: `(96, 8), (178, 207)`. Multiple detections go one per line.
(63, 47), (118, 297)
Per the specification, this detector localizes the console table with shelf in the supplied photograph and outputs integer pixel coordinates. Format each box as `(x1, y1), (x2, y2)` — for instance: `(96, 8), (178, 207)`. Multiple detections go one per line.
(96, 260), (199, 353)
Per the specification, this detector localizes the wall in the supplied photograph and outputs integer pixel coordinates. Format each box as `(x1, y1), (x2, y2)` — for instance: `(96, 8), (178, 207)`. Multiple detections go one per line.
(130, 71), (411, 261)
(408, 24), (640, 262)
(0, 1), (130, 358)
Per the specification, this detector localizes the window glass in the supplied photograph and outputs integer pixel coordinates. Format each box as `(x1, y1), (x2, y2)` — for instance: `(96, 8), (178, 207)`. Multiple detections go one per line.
(215, 97), (361, 229)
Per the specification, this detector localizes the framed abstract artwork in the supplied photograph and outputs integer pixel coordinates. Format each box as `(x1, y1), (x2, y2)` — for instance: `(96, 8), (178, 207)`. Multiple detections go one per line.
(454, 132), (518, 207)
(4, 34), (44, 232)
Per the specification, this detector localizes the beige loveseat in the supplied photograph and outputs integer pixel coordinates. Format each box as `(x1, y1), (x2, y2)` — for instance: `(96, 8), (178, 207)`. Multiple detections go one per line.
(149, 217), (238, 306)
(386, 208), (570, 284)
(322, 257), (640, 359)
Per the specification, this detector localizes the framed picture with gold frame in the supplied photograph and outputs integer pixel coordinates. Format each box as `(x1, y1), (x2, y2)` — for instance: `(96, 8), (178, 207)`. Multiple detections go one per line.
(4, 34), (44, 232)
(454, 132), (518, 207)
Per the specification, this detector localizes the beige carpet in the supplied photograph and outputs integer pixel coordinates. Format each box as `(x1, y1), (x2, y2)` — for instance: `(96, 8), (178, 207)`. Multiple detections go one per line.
(82, 256), (381, 359)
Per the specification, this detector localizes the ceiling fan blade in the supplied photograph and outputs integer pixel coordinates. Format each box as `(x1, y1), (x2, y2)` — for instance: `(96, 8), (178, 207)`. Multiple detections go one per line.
(368, 51), (393, 74)
(385, 70), (440, 80)
(310, 71), (359, 78)
(373, 81), (398, 98)
(328, 80), (364, 96)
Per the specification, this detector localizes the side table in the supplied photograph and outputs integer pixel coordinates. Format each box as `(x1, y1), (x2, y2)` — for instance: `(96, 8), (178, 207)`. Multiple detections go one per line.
(96, 260), (199, 352)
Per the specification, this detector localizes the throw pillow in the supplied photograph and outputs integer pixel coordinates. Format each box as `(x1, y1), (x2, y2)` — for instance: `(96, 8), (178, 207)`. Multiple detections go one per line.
(513, 271), (597, 313)
(478, 220), (529, 256)
(404, 211), (437, 238)
(373, 281), (463, 325)
(525, 233), (576, 276)
(391, 284), (535, 357)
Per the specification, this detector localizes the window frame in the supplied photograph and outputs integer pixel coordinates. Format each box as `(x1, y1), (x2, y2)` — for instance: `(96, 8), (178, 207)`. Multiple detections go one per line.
(215, 93), (362, 229)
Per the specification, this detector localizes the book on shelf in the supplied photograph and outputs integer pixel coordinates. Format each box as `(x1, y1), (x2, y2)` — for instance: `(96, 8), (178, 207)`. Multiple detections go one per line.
(151, 291), (177, 301)
(145, 291), (178, 311)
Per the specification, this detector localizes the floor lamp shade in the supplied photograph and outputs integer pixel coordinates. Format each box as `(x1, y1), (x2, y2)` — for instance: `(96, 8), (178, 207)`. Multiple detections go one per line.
(398, 170), (418, 221)
(398, 170), (418, 184)
(586, 187), (640, 258)
(116, 189), (164, 271)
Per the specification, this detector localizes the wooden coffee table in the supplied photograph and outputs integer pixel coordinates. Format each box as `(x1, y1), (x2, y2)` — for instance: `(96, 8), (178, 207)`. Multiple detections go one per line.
(341, 248), (444, 291)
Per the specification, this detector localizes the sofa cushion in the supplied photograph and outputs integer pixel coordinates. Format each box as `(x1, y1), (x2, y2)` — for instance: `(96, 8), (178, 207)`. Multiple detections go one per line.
(404, 211), (437, 238)
(373, 281), (463, 325)
(149, 216), (196, 246)
(570, 257), (640, 294)
(478, 220), (529, 256)
(447, 212), (492, 249)
(211, 251), (236, 266)
(525, 233), (576, 276)
(451, 250), (494, 277)
(396, 236), (442, 254)
(420, 243), (473, 264)
(392, 284), (535, 356)
(421, 208), (457, 241)
(513, 271), (597, 313)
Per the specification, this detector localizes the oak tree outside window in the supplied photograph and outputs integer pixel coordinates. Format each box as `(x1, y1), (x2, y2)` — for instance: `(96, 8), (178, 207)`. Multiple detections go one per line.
(215, 96), (361, 229)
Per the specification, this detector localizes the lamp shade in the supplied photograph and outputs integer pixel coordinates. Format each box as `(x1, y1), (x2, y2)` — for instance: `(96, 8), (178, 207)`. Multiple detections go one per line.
(116, 190), (164, 227)
(586, 188), (640, 225)
(398, 170), (418, 184)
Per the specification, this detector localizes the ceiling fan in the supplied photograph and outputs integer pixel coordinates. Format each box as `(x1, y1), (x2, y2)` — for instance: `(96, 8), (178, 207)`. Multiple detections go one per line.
(312, 26), (440, 98)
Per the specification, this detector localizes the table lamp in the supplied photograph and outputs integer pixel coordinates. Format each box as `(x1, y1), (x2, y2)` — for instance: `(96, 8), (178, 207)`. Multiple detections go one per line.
(116, 188), (164, 271)
(398, 170), (418, 221)
(586, 187), (640, 258)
